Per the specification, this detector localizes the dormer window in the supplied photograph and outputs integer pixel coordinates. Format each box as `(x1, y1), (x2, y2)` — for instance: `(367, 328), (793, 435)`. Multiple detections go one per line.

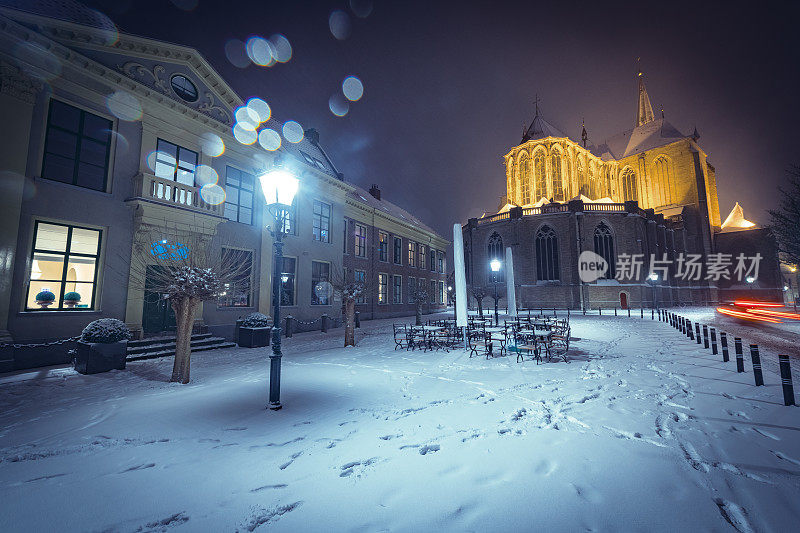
(170, 74), (198, 102)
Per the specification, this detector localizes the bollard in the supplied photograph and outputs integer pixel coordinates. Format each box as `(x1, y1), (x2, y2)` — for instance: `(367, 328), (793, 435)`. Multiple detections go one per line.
(703, 325), (709, 349)
(695, 323), (702, 344)
(567, 309), (570, 318)
(640, 308), (643, 318)
(735, 338), (744, 372)
(553, 308), (556, 317)
(779, 355), (796, 406)
(720, 332), (729, 362)
(710, 328), (718, 355)
(599, 307), (602, 316)
(682, 317), (687, 334)
(285, 315), (293, 338)
(321, 314), (329, 333)
(749, 345), (764, 386)
(685, 319), (692, 338)
(583, 307), (586, 315)
(651, 309), (654, 320)
(355, 311), (361, 328)
(627, 308), (631, 318)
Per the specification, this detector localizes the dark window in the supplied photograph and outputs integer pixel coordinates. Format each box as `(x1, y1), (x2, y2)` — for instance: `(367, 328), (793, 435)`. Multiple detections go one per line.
(408, 241), (416, 267)
(218, 248), (252, 307)
(535, 225), (560, 281)
(354, 224), (367, 257)
(224, 166), (254, 225)
(311, 261), (330, 305)
(393, 275), (402, 304)
(170, 74), (198, 102)
(42, 100), (112, 191)
(343, 219), (348, 253)
(378, 232), (388, 262)
(354, 269), (365, 303)
(393, 237), (402, 264)
(594, 222), (616, 279)
(408, 277), (416, 304)
(419, 244), (426, 270)
(488, 232), (504, 282)
(429, 280), (436, 303)
(27, 221), (101, 310)
(429, 249), (436, 271)
(154, 139), (197, 186)
(280, 257), (296, 306)
(313, 201), (331, 242)
(438, 252), (444, 273)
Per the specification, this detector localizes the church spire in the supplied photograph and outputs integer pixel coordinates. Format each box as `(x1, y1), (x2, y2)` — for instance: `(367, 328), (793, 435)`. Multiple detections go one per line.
(635, 66), (655, 127)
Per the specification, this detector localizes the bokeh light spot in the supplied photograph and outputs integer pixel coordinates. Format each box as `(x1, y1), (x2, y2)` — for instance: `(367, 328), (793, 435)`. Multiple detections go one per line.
(342, 76), (364, 101)
(349, 0), (373, 18)
(269, 34), (292, 63)
(106, 90), (142, 121)
(282, 121), (304, 143)
(246, 36), (275, 67)
(329, 10), (351, 40)
(258, 128), (282, 151)
(329, 94), (349, 117)
(246, 97), (271, 123)
(195, 165), (219, 187)
(200, 184), (226, 205)
(234, 106), (260, 131)
(14, 42), (61, 81)
(233, 123), (257, 145)
(224, 39), (250, 68)
(199, 132), (225, 157)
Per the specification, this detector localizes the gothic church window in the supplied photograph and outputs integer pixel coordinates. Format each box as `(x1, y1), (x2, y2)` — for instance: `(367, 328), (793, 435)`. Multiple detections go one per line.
(534, 152), (547, 201)
(593, 222), (615, 279)
(519, 156), (530, 205)
(622, 168), (637, 202)
(653, 156), (673, 205)
(550, 153), (564, 201)
(535, 225), (560, 281)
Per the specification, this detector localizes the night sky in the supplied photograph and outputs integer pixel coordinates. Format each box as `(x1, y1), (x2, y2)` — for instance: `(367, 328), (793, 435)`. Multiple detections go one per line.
(88, 0), (800, 239)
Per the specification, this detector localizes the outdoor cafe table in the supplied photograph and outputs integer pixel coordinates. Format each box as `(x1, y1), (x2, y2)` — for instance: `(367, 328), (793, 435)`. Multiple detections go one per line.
(419, 325), (446, 351)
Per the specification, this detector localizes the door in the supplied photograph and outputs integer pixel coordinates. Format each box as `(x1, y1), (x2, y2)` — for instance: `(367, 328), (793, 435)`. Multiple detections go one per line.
(142, 266), (176, 335)
(619, 292), (628, 310)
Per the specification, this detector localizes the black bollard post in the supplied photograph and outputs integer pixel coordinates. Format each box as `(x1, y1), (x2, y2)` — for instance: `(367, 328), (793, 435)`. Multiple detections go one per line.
(627, 308), (631, 318)
(685, 319), (692, 339)
(702, 325), (709, 349)
(735, 338), (744, 372)
(599, 307), (602, 316)
(567, 309), (570, 318)
(682, 317), (687, 334)
(583, 307), (586, 315)
(749, 345), (764, 386)
(710, 328), (718, 355)
(285, 315), (293, 338)
(355, 311), (361, 328)
(640, 308), (643, 318)
(779, 355), (796, 406)
(720, 332), (729, 362)
(695, 323), (702, 344)
(553, 308), (556, 317)
(651, 309), (654, 320)
(321, 314), (328, 333)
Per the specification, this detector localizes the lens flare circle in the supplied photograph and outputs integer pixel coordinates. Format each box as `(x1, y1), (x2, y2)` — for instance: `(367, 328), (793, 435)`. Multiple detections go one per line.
(224, 39), (250, 68)
(258, 128), (282, 151)
(246, 97), (271, 123)
(233, 123), (257, 145)
(329, 10), (351, 40)
(195, 165), (219, 187)
(342, 76), (364, 101)
(269, 34), (292, 63)
(234, 106), (260, 131)
(200, 184), (226, 205)
(106, 90), (142, 121)
(282, 121), (304, 143)
(199, 132), (225, 157)
(246, 36), (276, 67)
(349, 0), (373, 18)
(329, 94), (349, 117)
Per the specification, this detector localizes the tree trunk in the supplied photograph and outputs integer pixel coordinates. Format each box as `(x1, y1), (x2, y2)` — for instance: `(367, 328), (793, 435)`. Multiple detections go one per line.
(170, 297), (197, 384)
(477, 298), (484, 317)
(344, 298), (356, 347)
(415, 302), (422, 326)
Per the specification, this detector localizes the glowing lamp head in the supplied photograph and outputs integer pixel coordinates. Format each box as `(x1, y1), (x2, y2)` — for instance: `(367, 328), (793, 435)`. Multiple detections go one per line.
(258, 168), (299, 207)
(490, 259), (501, 273)
(447, 286), (452, 291)
(648, 273), (658, 281)
(746, 276), (756, 283)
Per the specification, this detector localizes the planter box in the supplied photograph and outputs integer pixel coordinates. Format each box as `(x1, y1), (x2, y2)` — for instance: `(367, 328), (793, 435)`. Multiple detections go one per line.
(238, 326), (271, 348)
(74, 340), (128, 374)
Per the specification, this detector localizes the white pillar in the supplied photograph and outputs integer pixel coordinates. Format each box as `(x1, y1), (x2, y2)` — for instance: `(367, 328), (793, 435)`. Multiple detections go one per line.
(505, 246), (517, 317)
(453, 224), (468, 328)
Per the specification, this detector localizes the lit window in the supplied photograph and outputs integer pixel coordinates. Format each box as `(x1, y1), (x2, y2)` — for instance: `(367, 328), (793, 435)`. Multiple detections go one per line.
(378, 273), (388, 304)
(379, 232), (388, 262)
(280, 257), (296, 306)
(311, 261), (330, 305)
(27, 221), (101, 310)
(42, 100), (112, 192)
(408, 241), (416, 267)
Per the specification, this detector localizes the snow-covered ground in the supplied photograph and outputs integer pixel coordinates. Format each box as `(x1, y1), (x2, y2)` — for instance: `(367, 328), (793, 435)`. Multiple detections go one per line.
(1, 313), (799, 532)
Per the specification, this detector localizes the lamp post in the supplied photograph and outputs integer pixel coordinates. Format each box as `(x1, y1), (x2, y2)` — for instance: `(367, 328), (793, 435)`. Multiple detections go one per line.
(490, 259), (501, 326)
(258, 167), (299, 411)
(647, 272), (658, 310)
(746, 276), (755, 297)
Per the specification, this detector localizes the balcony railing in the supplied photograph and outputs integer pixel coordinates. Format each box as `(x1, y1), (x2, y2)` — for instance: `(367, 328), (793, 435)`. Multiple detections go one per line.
(133, 173), (224, 216)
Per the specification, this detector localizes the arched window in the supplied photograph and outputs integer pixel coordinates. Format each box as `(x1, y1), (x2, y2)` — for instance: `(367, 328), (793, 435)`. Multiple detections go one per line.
(535, 226), (560, 281)
(603, 168), (612, 198)
(653, 156), (672, 205)
(622, 168), (637, 202)
(588, 165), (599, 199)
(487, 232), (504, 282)
(577, 157), (586, 197)
(593, 222), (615, 279)
(518, 156), (530, 205)
(534, 152), (547, 201)
(507, 159), (516, 204)
(550, 153), (563, 201)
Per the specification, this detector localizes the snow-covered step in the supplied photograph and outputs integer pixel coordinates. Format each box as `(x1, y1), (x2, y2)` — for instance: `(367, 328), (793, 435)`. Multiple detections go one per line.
(127, 333), (212, 350)
(127, 338), (236, 361)
(127, 335), (220, 356)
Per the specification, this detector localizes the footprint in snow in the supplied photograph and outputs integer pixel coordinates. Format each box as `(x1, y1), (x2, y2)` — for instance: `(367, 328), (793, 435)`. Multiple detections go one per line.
(727, 410), (751, 420)
(751, 427), (780, 441)
(572, 484), (603, 504)
(339, 458), (378, 477)
(714, 499), (754, 533)
(120, 463), (155, 473)
(770, 450), (800, 466)
(419, 444), (440, 455)
(251, 484), (288, 492)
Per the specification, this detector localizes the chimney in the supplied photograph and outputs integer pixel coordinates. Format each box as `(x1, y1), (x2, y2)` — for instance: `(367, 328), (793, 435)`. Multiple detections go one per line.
(368, 184), (381, 201)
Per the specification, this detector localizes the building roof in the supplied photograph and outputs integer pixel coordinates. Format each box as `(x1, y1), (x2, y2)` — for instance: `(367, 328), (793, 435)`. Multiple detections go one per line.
(345, 184), (446, 242)
(593, 118), (687, 160)
(521, 108), (568, 144)
(0, 0), (116, 31)
(721, 202), (757, 232)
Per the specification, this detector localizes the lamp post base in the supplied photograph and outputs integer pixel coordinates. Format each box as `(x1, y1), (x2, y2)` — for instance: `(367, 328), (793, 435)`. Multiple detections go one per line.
(268, 401), (282, 411)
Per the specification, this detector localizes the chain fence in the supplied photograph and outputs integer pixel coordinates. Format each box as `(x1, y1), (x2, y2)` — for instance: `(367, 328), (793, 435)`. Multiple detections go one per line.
(1, 336), (80, 350)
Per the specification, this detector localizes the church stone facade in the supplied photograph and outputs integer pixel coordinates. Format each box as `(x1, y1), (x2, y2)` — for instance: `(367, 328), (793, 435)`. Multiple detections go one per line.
(463, 72), (779, 310)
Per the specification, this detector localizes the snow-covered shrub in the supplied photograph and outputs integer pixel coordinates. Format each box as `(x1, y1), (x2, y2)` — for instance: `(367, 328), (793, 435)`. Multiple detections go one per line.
(36, 290), (55, 302)
(242, 312), (272, 328)
(81, 318), (131, 344)
(165, 266), (222, 299)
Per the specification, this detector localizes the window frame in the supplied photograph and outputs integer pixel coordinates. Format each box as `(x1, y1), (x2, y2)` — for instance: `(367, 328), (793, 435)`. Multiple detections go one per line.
(154, 138), (198, 186)
(408, 241), (416, 268)
(218, 247), (253, 307)
(392, 275), (403, 304)
(280, 256), (297, 306)
(311, 260), (331, 305)
(535, 226), (560, 282)
(378, 273), (388, 305)
(408, 276), (416, 304)
(223, 165), (255, 225)
(354, 223), (367, 258)
(41, 99), (113, 192)
(378, 231), (389, 262)
(418, 244), (426, 270)
(26, 220), (102, 311)
(312, 200), (331, 243)
(393, 236), (402, 265)
(354, 269), (366, 304)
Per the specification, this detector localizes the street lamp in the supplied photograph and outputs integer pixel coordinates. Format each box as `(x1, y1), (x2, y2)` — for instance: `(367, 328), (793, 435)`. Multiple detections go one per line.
(647, 272), (658, 310)
(258, 167), (299, 411)
(490, 259), (501, 326)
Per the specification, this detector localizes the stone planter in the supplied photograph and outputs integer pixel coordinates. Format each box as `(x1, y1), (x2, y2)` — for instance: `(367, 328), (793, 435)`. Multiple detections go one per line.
(238, 326), (271, 348)
(36, 300), (54, 309)
(63, 300), (79, 308)
(74, 340), (128, 374)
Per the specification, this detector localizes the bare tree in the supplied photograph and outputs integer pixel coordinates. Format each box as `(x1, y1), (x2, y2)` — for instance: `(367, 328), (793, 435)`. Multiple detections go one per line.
(769, 165), (800, 265)
(330, 266), (375, 347)
(410, 282), (429, 326)
(471, 286), (487, 317)
(129, 224), (253, 383)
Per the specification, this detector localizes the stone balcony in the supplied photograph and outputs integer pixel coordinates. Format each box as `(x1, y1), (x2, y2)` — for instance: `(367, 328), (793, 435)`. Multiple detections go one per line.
(129, 172), (224, 217)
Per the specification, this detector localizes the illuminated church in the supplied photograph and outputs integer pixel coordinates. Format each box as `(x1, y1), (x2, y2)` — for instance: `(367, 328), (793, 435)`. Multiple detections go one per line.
(462, 72), (782, 310)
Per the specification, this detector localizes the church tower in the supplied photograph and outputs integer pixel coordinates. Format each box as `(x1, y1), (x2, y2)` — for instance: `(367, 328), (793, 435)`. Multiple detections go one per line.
(636, 69), (655, 127)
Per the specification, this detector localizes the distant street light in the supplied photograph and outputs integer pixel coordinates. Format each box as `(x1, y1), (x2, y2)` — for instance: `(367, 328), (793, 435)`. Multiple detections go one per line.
(490, 259), (501, 326)
(647, 272), (659, 310)
(258, 166), (299, 411)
